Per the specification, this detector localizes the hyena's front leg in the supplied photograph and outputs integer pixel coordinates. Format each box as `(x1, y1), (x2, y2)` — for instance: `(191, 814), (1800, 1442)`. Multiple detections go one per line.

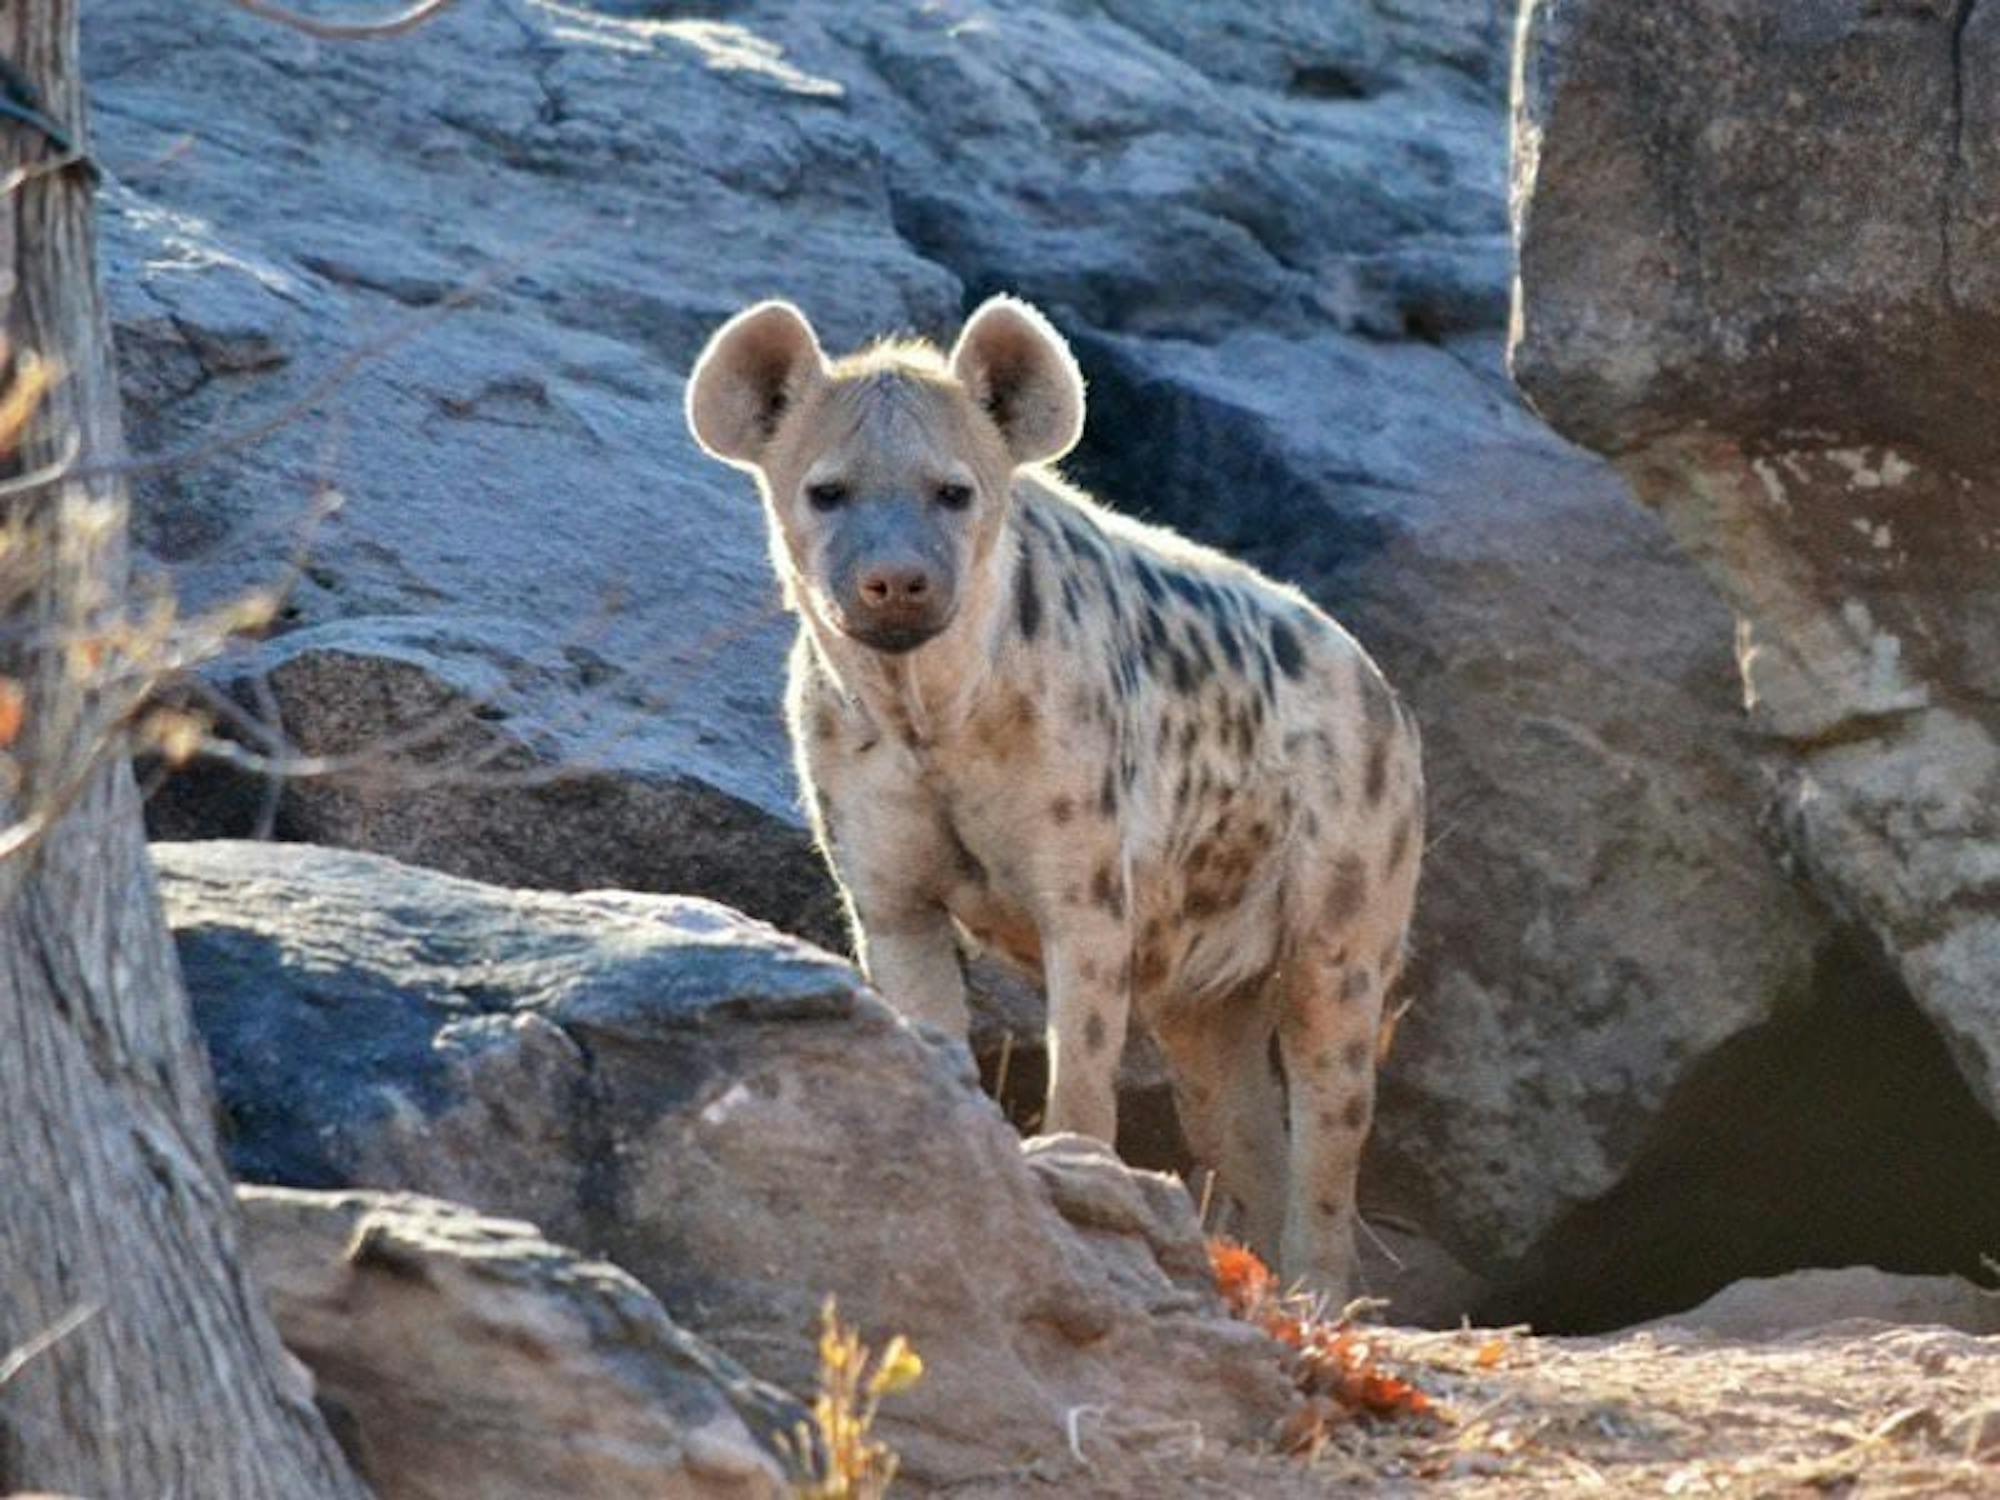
(799, 755), (971, 1036)
(1038, 857), (1133, 1143)
(848, 895), (970, 1037)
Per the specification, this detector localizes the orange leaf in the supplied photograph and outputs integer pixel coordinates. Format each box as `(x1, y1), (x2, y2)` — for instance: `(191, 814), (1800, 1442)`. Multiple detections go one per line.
(1476, 1338), (1507, 1369)
(1207, 1238), (1276, 1318)
(0, 678), (22, 749)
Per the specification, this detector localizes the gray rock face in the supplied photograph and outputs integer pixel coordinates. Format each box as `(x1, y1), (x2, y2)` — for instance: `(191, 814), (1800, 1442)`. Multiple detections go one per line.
(164, 841), (1294, 1484)
(238, 1187), (792, 1500)
(100, 1), (1851, 1319)
(1640, 1266), (2000, 1342)
(1512, 1), (2000, 1136)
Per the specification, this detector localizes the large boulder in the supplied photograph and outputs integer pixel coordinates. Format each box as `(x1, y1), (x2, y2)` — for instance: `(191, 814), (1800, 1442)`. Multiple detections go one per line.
(1512, 3), (2000, 1168)
(237, 1187), (793, 1500)
(162, 841), (1292, 1484)
(102, 1), (1855, 1320)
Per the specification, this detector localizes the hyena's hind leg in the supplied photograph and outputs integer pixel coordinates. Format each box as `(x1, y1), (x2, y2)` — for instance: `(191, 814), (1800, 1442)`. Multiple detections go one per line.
(1275, 926), (1400, 1303)
(1155, 983), (1288, 1264)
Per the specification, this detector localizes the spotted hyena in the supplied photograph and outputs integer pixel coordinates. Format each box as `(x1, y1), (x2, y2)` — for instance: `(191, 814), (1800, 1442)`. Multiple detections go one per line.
(686, 295), (1423, 1297)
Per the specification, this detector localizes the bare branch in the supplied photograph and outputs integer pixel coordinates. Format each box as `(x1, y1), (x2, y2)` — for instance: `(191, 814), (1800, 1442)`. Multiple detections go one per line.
(224, 0), (460, 42)
(0, 1304), (99, 1389)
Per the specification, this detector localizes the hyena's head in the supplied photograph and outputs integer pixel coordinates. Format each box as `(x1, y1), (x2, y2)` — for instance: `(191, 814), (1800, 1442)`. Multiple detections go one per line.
(686, 295), (1084, 654)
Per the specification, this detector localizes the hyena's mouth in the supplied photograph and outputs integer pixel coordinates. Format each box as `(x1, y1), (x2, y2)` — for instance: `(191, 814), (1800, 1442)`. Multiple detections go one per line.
(844, 617), (948, 654)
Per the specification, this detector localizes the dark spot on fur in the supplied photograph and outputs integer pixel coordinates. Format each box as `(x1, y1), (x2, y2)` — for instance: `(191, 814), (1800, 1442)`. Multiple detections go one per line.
(1342, 1095), (1368, 1130)
(1168, 643), (1197, 695)
(1303, 808), (1321, 840)
(1341, 968), (1373, 1003)
(1062, 517), (1110, 574)
(1343, 1040), (1370, 1073)
(1318, 1198), (1341, 1217)
(1213, 613), (1244, 672)
(1386, 811), (1413, 874)
(1135, 942), (1168, 989)
(812, 705), (837, 742)
(1091, 860), (1125, 917)
(1015, 536), (1043, 640)
(1098, 764), (1118, 817)
(1328, 854), (1368, 925)
(1179, 718), (1199, 759)
(1183, 622), (1215, 681)
(1270, 619), (1306, 680)
(1312, 1050), (1336, 1074)
(1365, 734), (1389, 806)
(1133, 557), (1165, 604)
(1166, 571), (1206, 609)
(1174, 765), (1193, 811)
(1084, 1010), (1108, 1052)
(947, 825), (988, 885)
(1061, 574), (1083, 623)
(1051, 794), (1075, 825)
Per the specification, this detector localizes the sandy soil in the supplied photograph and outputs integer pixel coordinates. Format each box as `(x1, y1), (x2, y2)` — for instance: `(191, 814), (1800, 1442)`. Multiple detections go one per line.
(942, 1320), (2000, 1497)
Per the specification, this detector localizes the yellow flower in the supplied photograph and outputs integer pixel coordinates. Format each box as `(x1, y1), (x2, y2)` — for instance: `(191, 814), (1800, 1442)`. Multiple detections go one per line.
(869, 1337), (924, 1396)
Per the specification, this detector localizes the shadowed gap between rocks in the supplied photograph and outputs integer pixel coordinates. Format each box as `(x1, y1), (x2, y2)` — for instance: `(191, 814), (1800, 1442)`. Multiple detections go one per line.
(1478, 927), (2000, 1336)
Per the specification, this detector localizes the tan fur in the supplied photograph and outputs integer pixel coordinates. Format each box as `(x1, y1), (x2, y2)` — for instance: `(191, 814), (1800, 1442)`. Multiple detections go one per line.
(688, 295), (1424, 1299)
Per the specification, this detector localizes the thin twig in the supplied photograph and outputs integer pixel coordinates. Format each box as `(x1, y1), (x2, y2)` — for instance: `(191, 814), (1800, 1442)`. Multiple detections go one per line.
(0, 1304), (99, 1387)
(225, 0), (461, 41)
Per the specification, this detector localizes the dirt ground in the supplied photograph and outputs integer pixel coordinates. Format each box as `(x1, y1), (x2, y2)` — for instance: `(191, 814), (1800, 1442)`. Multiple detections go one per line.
(942, 1320), (2000, 1497)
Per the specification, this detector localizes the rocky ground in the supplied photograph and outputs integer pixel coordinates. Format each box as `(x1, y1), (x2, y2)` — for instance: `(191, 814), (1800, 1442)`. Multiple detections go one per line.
(968, 1320), (2000, 1498)
(156, 840), (2000, 1497)
(66, 0), (2000, 1492)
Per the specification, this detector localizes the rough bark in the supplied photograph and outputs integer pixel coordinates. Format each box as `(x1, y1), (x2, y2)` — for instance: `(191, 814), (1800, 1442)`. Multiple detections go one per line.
(0, 4), (367, 1495)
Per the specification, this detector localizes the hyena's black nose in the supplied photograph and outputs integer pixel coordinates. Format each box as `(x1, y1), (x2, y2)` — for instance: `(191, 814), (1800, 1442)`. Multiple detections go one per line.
(858, 562), (934, 610)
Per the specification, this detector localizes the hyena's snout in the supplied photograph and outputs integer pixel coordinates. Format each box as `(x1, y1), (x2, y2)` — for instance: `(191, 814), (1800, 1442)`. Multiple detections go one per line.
(826, 502), (959, 654)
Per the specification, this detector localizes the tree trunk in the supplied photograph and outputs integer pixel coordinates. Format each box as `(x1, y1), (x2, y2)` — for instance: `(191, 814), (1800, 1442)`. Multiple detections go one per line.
(0, 5), (367, 1495)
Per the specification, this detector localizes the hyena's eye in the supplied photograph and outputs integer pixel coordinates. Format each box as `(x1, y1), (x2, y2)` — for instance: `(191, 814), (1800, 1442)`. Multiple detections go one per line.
(935, 481), (974, 512)
(805, 482), (850, 512)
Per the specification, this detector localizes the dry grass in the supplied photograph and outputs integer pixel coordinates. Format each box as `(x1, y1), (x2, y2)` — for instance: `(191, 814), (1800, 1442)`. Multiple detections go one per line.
(785, 1297), (924, 1500)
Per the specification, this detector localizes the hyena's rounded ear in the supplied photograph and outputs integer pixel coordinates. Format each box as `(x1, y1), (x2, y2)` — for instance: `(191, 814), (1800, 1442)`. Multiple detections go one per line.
(685, 300), (827, 469)
(949, 296), (1085, 466)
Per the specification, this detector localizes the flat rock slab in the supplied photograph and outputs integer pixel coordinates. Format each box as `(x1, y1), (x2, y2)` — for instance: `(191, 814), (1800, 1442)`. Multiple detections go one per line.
(161, 839), (1292, 1484)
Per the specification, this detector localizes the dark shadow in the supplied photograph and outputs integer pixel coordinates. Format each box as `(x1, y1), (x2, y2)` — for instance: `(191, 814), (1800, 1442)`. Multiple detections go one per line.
(1480, 927), (2000, 1334)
